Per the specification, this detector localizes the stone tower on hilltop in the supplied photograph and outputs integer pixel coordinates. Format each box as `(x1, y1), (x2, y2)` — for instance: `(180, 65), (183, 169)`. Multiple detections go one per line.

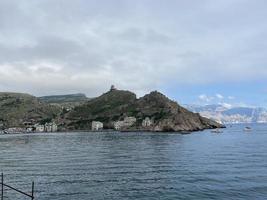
(110, 85), (117, 91)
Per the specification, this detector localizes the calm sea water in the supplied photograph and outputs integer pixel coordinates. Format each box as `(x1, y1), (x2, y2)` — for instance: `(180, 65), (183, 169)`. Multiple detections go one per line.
(0, 124), (267, 200)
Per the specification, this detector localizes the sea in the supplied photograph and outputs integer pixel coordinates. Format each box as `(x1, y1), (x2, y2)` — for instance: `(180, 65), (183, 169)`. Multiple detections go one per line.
(0, 124), (267, 200)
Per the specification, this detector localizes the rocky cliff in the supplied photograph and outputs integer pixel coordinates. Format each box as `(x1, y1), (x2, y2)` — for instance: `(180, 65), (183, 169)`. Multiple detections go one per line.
(60, 89), (224, 132)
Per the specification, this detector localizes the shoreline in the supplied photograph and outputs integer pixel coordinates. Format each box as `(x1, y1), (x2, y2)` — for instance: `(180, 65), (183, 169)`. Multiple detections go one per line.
(0, 126), (226, 136)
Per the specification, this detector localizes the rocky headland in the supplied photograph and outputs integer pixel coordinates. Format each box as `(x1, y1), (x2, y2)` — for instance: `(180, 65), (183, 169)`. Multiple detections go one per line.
(59, 87), (224, 132)
(0, 87), (224, 133)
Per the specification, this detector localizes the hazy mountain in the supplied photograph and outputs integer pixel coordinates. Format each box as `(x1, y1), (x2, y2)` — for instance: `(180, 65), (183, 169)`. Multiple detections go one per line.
(185, 104), (267, 124)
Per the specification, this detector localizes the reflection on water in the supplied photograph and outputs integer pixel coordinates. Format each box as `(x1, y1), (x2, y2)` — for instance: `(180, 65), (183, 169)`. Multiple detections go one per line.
(0, 124), (267, 200)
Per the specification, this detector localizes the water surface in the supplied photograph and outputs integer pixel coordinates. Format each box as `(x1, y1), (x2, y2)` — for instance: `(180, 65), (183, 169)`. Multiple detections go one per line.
(0, 124), (267, 199)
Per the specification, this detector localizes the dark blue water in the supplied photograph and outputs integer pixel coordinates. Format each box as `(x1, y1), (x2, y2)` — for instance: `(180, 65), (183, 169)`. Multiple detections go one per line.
(0, 124), (267, 200)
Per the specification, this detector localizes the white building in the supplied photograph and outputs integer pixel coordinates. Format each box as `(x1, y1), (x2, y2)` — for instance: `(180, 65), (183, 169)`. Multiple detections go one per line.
(124, 117), (137, 125)
(91, 121), (103, 131)
(114, 121), (124, 130)
(45, 122), (58, 132)
(5, 127), (25, 134)
(51, 123), (58, 132)
(34, 122), (57, 132)
(35, 124), (45, 132)
(142, 117), (153, 127)
(45, 123), (52, 132)
(114, 117), (136, 130)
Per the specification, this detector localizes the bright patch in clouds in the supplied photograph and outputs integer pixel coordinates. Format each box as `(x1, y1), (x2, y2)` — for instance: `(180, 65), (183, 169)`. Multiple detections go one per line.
(198, 93), (238, 106)
(216, 94), (224, 99)
(198, 94), (214, 103)
(198, 93), (227, 104)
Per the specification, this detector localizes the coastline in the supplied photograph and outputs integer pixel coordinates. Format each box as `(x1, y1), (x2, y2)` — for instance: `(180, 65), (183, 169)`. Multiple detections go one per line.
(0, 126), (226, 136)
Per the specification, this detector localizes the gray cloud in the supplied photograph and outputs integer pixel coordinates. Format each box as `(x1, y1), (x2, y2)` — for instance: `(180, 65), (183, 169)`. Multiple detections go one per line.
(0, 0), (267, 97)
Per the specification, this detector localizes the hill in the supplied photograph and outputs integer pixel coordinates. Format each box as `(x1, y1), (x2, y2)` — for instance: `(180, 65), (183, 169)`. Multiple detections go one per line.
(38, 93), (89, 104)
(61, 89), (137, 130)
(0, 92), (61, 129)
(38, 93), (89, 108)
(61, 89), (223, 131)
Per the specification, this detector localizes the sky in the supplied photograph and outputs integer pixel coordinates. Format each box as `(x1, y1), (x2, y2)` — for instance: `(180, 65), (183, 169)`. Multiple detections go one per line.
(0, 0), (267, 107)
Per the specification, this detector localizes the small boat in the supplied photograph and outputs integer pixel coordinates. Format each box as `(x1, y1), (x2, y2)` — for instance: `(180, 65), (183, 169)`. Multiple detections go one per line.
(244, 127), (252, 132)
(211, 128), (223, 133)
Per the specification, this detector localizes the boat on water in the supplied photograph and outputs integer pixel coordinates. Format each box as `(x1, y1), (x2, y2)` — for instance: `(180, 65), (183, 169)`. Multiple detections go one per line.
(211, 128), (223, 133)
(244, 126), (252, 132)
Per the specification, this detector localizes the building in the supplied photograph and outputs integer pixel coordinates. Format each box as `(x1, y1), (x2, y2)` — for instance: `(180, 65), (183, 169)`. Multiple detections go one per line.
(45, 122), (58, 132)
(26, 127), (34, 132)
(45, 123), (52, 132)
(142, 117), (153, 127)
(34, 122), (57, 132)
(51, 123), (58, 132)
(35, 124), (45, 132)
(124, 117), (136, 126)
(114, 117), (136, 130)
(114, 121), (124, 130)
(5, 127), (25, 134)
(91, 121), (103, 131)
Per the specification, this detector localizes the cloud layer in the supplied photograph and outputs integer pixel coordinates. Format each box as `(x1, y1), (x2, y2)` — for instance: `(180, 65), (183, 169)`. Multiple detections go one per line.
(0, 0), (267, 97)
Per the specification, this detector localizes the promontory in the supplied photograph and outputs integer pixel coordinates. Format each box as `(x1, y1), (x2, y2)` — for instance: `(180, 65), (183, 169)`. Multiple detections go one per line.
(0, 86), (224, 133)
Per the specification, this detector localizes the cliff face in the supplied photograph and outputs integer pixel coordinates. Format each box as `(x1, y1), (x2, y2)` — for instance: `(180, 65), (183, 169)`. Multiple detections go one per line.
(61, 89), (224, 132)
(134, 91), (223, 131)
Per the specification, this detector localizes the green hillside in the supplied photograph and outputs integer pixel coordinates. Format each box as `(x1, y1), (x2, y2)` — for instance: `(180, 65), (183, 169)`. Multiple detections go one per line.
(38, 93), (89, 104)
(0, 92), (61, 129)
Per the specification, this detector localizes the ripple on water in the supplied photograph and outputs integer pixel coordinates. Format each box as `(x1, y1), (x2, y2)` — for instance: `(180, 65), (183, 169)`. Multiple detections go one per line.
(0, 125), (267, 200)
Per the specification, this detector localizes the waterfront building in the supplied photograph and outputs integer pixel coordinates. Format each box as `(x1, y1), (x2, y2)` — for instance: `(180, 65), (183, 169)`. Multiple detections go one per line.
(5, 127), (25, 134)
(142, 117), (153, 127)
(45, 123), (52, 132)
(91, 121), (103, 131)
(114, 121), (124, 130)
(114, 117), (136, 130)
(45, 122), (58, 132)
(124, 117), (136, 126)
(51, 123), (58, 132)
(35, 124), (45, 132)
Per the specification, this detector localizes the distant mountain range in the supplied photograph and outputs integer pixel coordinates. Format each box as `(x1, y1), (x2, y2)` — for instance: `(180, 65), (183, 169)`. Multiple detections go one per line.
(185, 104), (267, 124)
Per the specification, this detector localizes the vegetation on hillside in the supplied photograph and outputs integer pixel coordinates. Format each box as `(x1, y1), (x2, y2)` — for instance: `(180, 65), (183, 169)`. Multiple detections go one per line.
(61, 89), (223, 131)
(0, 92), (61, 129)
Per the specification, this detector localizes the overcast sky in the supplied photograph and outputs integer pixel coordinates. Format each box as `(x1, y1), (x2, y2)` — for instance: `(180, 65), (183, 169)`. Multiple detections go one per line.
(0, 0), (267, 107)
